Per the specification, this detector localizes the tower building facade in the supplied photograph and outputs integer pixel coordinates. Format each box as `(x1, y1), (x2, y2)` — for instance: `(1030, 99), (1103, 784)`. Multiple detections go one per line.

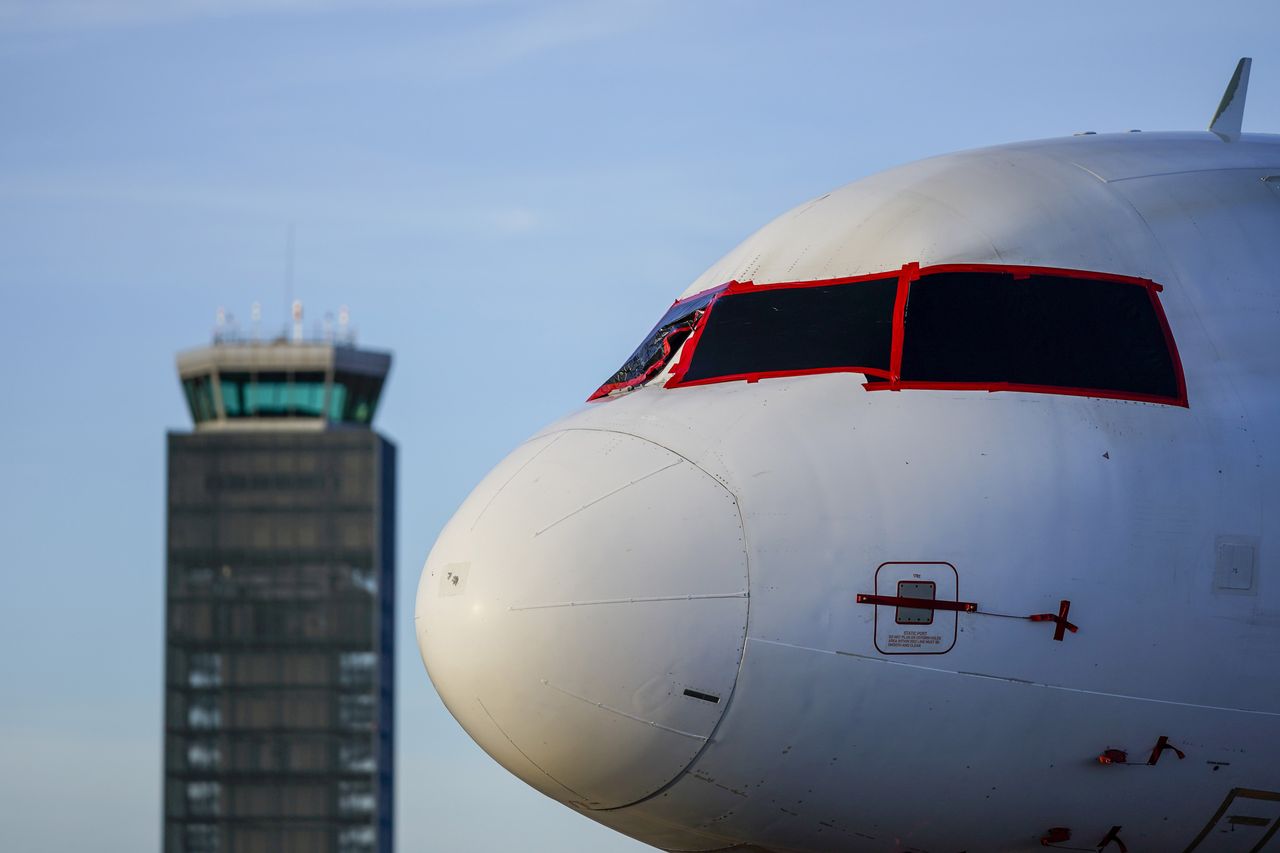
(164, 337), (394, 853)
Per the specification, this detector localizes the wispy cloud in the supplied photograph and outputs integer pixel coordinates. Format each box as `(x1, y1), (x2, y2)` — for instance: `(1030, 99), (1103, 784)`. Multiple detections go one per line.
(432, 0), (660, 76)
(257, 0), (669, 82)
(0, 0), (668, 80)
(0, 0), (482, 32)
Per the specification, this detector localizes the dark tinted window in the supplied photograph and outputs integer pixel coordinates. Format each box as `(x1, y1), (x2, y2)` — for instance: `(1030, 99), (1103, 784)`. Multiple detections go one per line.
(593, 287), (722, 398)
(219, 372), (246, 416)
(679, 277), (898, 383)
(333, 373), (385, 424)
(900, 271), (1178, 398)
(182, 375), (217, 423)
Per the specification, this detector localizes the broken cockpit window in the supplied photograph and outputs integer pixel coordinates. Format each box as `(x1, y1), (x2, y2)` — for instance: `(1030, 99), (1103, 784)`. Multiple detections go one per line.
(589, 286), (724, 400)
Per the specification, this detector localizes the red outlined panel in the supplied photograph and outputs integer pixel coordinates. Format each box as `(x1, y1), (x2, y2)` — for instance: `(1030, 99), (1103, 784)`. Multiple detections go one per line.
(1146, 281), (1188, 407)
(918, 262), (1161, 288)
(862, 380), (1185, 407)
(664, 269), (903, 390)
(674, 363), (893, 389)
(648, 262), (1189, 408)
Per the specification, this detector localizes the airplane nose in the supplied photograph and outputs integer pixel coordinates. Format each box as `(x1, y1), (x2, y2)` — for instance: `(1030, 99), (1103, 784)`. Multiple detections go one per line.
(415, 429), (749, 810)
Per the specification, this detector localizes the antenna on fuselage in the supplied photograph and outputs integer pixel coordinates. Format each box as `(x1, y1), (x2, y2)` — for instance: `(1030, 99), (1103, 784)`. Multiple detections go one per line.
(1209, 57), (1251, 142)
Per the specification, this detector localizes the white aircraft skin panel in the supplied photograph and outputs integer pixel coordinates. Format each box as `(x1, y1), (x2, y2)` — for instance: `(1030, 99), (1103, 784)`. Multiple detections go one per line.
(417, 129), (1280, 851)
(1024, 131), (1275, 182)
(685, 156), (1157, 297)
(681, 132), (1278, 298)
(416, 429), (749, 810)
(551, 382), (1271, 709)
(1112, 168), (1280, 408)
(590, 637), (1280, 851)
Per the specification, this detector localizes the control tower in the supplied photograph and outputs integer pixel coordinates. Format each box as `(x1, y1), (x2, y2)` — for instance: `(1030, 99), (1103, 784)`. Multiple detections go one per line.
(164, 326), (395, 853)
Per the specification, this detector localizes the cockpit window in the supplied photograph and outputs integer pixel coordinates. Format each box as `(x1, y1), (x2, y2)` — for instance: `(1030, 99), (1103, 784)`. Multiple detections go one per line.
(589, 286), (724, 400)
(896, 269), (1182, 401)
(590, 263), (1186, 407)
(674, 276), (898, 385)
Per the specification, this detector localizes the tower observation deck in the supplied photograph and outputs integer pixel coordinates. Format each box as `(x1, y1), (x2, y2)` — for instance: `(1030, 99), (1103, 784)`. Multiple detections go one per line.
(176, 336), (391, 430)
(165, 331), (396, 853)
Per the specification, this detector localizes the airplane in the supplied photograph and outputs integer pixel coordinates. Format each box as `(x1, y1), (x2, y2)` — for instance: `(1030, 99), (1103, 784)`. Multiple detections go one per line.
(415, 58), (1279, 851)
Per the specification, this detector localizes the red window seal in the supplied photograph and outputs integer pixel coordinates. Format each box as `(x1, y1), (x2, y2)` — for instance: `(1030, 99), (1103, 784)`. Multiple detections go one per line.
(664, 270), (898, 390)
(655, 261), (1187, 408)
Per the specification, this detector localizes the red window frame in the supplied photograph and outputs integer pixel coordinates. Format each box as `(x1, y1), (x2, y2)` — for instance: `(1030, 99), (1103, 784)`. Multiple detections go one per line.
(655, 261), (1188, 408)
(664, 270), (900, 388)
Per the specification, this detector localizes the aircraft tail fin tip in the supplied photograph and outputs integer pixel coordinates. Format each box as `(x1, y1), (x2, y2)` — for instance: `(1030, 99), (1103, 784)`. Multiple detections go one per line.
(1209, 57), (1251, 142)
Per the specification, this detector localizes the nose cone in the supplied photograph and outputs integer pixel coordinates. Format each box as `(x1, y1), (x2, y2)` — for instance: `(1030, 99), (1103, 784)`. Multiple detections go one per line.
(416, 429), (748, 809)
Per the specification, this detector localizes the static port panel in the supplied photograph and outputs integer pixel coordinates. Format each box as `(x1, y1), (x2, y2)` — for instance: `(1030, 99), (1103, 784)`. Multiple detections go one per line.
(873, 562), (959, 655)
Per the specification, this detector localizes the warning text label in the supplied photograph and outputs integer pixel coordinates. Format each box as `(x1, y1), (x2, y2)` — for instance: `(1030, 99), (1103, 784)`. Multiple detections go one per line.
(885, 630), (943, 650)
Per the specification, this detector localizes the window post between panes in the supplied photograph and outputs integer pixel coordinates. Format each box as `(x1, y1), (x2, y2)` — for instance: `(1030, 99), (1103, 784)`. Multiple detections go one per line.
(889, 262), (919, 388)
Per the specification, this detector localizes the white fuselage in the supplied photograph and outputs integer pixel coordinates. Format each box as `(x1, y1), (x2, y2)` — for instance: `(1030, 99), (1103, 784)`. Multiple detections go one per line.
(416, 132), (1280, 852)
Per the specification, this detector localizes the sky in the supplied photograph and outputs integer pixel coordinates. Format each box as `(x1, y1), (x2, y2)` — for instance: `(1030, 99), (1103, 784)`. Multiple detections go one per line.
(0, 1), (1276, 850)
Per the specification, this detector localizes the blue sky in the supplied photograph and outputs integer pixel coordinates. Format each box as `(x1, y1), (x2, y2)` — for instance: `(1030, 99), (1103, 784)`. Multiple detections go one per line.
(0, 1), (1275, 850)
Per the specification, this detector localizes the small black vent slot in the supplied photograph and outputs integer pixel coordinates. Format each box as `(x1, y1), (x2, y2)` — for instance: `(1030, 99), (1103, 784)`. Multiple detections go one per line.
(683, 688), (720, 704)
